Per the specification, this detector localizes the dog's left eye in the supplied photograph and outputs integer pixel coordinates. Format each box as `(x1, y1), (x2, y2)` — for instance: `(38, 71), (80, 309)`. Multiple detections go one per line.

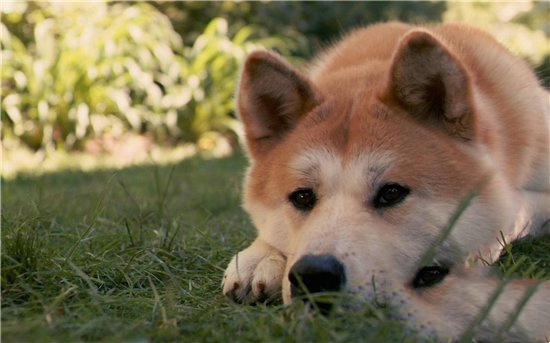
(373, 183), (410, 208)
(411, 266), (450, 288)
(289, 188), (317, 211)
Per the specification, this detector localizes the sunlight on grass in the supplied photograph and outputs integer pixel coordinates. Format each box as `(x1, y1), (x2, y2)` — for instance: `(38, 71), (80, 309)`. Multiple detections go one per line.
(1, 144), (193, 179)
(1, 137), (234, 179)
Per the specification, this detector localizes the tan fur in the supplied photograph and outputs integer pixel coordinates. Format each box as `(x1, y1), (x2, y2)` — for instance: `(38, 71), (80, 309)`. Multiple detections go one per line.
(222, 22), (550, 340)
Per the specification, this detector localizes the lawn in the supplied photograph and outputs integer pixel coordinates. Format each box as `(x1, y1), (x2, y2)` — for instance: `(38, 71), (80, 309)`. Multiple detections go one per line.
(1, 151), (549, 342)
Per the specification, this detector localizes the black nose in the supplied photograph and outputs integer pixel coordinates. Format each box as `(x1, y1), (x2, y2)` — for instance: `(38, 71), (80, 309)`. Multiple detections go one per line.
(289, 254), (346, 300)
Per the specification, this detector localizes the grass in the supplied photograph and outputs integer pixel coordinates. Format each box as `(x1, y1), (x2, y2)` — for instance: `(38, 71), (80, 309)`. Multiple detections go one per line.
(2, 151), (549, 342)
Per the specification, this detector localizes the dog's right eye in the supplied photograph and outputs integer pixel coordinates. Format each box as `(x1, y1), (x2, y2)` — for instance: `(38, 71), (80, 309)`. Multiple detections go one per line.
(411, 266), (449, 288)
(373, 183), (410, 208)
(289, 188), (317, 211)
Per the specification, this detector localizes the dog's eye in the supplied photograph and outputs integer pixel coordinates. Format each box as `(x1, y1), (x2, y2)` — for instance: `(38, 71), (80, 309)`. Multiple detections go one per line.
(289, 188), (317, 211)
(411, 266), (449, 288)
(374, 183), (410, 208)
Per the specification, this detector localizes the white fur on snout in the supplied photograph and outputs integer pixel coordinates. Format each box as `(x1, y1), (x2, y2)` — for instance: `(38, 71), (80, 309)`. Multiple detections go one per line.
(284, 149), (409, 302)
(291, 148), (395, 195)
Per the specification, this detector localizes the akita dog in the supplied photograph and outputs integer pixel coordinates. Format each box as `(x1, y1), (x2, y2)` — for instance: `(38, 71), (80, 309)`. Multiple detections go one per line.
(222, 22), (550, 340)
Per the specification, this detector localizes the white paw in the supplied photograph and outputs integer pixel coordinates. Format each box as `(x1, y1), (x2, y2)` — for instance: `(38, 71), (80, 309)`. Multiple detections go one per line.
(222, 241), (286, 304)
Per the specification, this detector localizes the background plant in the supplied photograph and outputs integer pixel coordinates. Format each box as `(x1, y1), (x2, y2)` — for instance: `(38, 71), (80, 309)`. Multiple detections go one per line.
(444, 1), (549, 87)
(1, 2), (290, 152)
(178, 17), (291, 145)
(2, 2), (185, 151)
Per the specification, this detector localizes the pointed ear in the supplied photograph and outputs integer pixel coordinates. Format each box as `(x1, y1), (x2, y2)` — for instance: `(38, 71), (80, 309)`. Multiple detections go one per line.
(384, 30), (475, 140)
(237, 51), (321, 158)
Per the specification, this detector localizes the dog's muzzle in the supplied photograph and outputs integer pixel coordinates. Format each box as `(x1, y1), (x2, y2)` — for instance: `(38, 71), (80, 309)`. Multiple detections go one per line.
(289, 254), (346, 312)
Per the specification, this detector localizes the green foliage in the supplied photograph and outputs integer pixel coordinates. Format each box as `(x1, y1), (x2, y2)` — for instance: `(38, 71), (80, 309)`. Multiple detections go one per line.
(1, 3), (287, 151)
(156, 1), (447, 58)
(444, 1), (550, 87)
(179, 17), (290, 143)
(2, 2), (180, 150)
(498, 233), (550, 280)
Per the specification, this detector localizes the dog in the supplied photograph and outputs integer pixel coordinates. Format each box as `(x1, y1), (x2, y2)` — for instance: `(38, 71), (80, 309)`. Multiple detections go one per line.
(222, 22), (550, 340)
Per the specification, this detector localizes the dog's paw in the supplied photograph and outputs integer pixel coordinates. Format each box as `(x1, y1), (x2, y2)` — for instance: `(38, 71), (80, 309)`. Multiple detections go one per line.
(222, 240), (286, 304)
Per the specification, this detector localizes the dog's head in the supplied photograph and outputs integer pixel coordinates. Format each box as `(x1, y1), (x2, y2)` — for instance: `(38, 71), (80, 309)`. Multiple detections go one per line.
(236, 30), (518, 304)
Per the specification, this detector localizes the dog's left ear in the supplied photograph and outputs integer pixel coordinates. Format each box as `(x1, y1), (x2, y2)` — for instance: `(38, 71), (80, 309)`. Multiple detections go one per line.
(383, 30), (475, 140)
(237, 51), (322, 158)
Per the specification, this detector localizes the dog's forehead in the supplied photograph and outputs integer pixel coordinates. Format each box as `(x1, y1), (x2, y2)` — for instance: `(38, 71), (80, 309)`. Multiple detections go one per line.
(303, 97), (411, 152)
(290, 147), (395, 190)
(290, 102), (402, 182)
(278, 96), (483, 197)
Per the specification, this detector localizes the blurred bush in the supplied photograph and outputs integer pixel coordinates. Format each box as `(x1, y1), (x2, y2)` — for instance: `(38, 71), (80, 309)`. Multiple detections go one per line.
(155, 1), (446, 59)
(1, 2), (290, 152)
(181, 17), (295, 145)
(444, 1), (549, 88)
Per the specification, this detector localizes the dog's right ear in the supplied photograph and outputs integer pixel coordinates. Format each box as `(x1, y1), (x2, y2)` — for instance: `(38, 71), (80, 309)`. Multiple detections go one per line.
(237, 51), (321, 158)
(382, 30), (476, 141)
